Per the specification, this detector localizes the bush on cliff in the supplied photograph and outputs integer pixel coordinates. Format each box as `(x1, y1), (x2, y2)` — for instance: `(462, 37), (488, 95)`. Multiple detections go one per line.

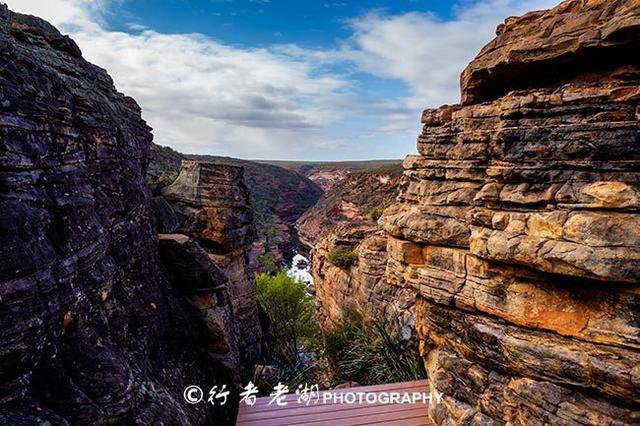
(327, 247), (358, 269)
(146, 171), (178, 194)
(368, 202), (389, 221)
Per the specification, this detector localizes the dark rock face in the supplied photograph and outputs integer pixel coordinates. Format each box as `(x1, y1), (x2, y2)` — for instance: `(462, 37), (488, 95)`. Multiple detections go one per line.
(0, 6), (236, 425)
(162, 161), (262, 358)
(158, 234), (241, 372)
(381, 0), (640, 423)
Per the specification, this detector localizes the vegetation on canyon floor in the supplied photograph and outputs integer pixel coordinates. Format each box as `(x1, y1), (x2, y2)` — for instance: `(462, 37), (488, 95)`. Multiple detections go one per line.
(256, 271), (317, 389)
(256, 268), (424, 393)
(323, 310), (425, 386)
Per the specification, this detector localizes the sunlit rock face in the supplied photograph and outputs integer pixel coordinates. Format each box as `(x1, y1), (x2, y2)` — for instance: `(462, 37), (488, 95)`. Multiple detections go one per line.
(0, 5), (238, 424)
(303, 170), (413, 332)
(311, 224), (415, 333)
(381, 0), (640, 423)
(162, 161), (262, 358)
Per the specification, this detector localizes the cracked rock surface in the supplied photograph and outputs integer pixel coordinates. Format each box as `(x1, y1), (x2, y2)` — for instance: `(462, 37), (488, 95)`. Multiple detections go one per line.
(0, 5), (239, 424)
(380, 0), (640, 423)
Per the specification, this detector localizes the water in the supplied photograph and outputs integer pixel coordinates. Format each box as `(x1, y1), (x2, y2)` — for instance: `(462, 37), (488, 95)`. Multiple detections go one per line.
(288, 252), (313, 287)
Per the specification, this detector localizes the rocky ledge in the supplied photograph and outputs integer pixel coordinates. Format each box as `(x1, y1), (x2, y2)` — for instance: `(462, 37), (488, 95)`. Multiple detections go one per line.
(380, 0), (640, 423)
(161, 160), (262, 358)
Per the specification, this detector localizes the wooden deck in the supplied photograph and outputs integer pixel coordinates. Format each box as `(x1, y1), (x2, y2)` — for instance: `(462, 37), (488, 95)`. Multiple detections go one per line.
(237, 380), (431, 426)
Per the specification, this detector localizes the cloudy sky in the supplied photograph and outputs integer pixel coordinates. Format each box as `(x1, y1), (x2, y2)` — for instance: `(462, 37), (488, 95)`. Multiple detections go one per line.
(8, 0), (558, 160)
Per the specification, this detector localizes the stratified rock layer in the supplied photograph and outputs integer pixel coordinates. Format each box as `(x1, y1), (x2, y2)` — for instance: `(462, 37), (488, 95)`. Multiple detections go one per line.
(163, 161), (262, 358)
(0, 5), (236, 424)
(297, 170), (401, 248)
(303, 169), (409, 331)
(311, 224), (414, 332)
(381, 0), (640, 423)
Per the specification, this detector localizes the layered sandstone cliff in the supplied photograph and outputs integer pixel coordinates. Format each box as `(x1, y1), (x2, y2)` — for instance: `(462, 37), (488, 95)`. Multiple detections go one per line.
(312, 225), (416, 333)
(302, 170), (411, 331)
(162, 161), (262, 358)
(297, 168), (402, 248)
(380, 0), (640, 423)
(0, 6), (241, 424)
(150, 151), (323, 268)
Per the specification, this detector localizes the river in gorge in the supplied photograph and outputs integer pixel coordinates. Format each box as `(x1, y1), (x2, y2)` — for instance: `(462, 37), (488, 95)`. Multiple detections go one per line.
(287, 252), (314, 290)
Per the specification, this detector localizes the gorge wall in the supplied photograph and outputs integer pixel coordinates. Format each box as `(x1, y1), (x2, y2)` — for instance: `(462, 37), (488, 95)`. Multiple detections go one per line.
(161, 160), (263, 359)
(379, 0), (640, 423)
(298, 169), (414, 331)
(0, 5), (245, 424)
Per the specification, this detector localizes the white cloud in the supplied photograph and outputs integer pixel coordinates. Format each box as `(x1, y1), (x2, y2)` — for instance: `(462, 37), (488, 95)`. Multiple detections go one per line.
(343, 0), (560, 108)
(6, 0), (355, 158)
(6, 0), (559, 160)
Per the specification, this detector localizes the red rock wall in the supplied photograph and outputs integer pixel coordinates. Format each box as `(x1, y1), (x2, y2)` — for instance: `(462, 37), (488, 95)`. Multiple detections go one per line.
(381, 0), (640, 423)
(311, 225), (415, 332)
(303, 171), (410, 331)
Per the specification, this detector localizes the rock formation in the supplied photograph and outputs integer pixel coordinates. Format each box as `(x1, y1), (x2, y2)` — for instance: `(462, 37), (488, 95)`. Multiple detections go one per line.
(380, 0), (640, 423)
(0, 5), (240, 424)
(302, 169), (411, 331)
(162, 161), (262, 358)
(158, 234), (241, 371)
(312, 225), (415, 333)
(153, 153), (323, 268)
(297, 169), (402, 248)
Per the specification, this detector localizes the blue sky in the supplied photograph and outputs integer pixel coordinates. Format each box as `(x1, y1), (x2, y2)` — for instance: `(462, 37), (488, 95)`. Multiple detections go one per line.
(10, 0), (559, 160)
(112, 0), (458, 46)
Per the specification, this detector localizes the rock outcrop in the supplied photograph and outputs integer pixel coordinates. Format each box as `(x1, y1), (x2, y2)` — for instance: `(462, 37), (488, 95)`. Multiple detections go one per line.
(380, 0), (640, 424)
(312, 224), (415, 333)
(162, 161), (262, 358)
(0, 5), (238, 424)
(183, 155), (323, 266)
(304, 169), (408, 331)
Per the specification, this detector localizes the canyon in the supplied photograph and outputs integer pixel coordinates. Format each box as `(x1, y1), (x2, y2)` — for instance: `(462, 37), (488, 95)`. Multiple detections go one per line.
(0, 0), (639, 425)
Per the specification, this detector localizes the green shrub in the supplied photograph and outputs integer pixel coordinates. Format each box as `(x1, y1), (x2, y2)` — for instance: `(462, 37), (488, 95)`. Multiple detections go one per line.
(258, 252), (278, 275)
(256, 271), (317, 386)
(368, 202), (389, 221)
(147, 172), (179, 194)
(322, 311), (425, 386)
(327, 247), (358, 269)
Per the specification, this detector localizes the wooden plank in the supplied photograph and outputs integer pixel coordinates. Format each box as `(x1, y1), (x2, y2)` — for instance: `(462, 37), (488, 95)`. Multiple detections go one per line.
(238, 403), (428, 424)
(236, 380), (431, 426)
(238, 392), (430, 419)
(238, 406), (428, 426)
(245, 380), (429, 406)
(243, 382), (429, 412)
